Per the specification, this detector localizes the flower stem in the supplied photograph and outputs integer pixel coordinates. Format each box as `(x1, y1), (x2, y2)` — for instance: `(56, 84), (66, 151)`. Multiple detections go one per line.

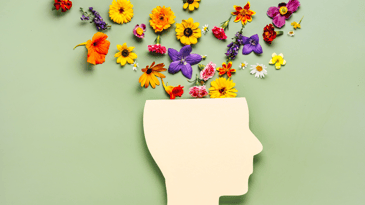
(276, 31), (284, 36)
(73, 42), (87, 50)
(298, 16), (304, 24)
(156, 35), (161, 45)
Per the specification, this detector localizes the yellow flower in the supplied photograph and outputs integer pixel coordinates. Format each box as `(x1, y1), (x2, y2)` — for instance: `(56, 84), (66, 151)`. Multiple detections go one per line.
(149, 6), (176, 33)
(291, 21), (301, 29)
(114, 43), (137, 66)
(209, 77), (238, 98)
(176, 18), (201, 45)
(139, 62), (166, 88)
(183, 0), (200, 11)
(269, 53), (286, 69)
(109, 0), (134, 24)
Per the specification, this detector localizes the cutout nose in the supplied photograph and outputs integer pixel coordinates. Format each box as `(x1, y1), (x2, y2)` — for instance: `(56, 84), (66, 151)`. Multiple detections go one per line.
(250, 131), (263, 155)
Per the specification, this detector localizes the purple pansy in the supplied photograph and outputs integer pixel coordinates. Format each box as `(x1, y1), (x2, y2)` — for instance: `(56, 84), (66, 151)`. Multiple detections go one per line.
(267, 0), (300, 28)
(133, 24), (146, 39)
(168, 45), (202, 79)
(241, 34), (263, 55)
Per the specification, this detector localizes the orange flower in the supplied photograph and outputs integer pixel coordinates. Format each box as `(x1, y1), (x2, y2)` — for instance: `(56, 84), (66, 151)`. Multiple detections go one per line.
(162, 79), (184, 99)
(74, 32), (110, 65)
(149, 6), (176, 33)
(217, 62), (236, 77)
(231, 2), (256, 25)
(139, 62), (167, 88)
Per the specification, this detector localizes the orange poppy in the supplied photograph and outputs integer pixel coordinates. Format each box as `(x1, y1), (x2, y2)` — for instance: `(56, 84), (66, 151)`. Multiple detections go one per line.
(231, 2), (256, 25)
(74, 32), (110, 65)
(139, 62), (167, 88)
(217, 62), (236, 77)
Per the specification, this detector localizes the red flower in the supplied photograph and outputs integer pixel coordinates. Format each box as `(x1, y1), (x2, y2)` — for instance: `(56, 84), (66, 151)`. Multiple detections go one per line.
(170, 85), (184, 99)
(54, 0), (72, 12)
(212, 26), (227, 40)
(263, 24), (277, 44)
(148, 44), (167, 54)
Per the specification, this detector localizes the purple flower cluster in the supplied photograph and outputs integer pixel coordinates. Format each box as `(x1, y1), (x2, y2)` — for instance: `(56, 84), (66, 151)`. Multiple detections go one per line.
(80, 7), (110, 31)
(225, 32), (244, 60)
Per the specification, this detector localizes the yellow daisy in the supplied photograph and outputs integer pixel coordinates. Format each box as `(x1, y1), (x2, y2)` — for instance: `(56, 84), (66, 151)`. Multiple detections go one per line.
(209, 77), (238, 98)
(109, 0), (134, 24)
(175, 18), (201, 45)
(114, 43), (137, 66)
(183, 0), (200, 11)
(269, 53), (286, 69)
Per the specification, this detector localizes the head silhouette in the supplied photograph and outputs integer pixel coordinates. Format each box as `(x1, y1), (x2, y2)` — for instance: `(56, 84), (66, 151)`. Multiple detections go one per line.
(143, 98), (263, 205)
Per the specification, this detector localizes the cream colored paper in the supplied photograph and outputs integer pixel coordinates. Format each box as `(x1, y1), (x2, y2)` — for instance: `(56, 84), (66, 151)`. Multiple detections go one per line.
(143, 98), (263, 205)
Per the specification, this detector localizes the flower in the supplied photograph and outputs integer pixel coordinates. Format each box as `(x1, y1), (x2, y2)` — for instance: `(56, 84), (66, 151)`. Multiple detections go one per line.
(241, 34), (263, 55)
(189, 86), (208, 98)
(291, 16), (304, 29)
(132, 62), (138, 71)
(133, 24), (146, 38)
(183, 0), (200, 11)
(226, 42), (240, 60)
(168, 45), (202, 79)
(109, 0), (134, 24)
(269, 53), (286, 69)
(82, 7), (111, 31)
(239, 62), (248, 69)
(267, 0), (300, 28)
(139, 62), (166, 88)
(176, 18), (201, 45)
(54, 0), (72, 12)
(162, 79), (184, 99)
(231, 2), (256, 25)
(217, 62), (236, 77)
(209, 78), (238, 98)
(250, 63), (267, 78)
(202, 24), (209, 34)
(200, 62), (216, 81)
(114, 43), (137, 66)
(263, 24), (283, 44)
(212, 26), (227, 40)
(288, 30), (295, 36)
(73, 32), (110, 65)
(148, 35), (167, 54)
(201, 55), (207, 59)
(149, 6), (176, 33)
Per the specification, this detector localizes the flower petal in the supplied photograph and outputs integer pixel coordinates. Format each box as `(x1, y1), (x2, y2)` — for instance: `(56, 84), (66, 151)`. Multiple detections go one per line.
(168, 61), (182, 74)
(185, 53), (202, 65)
(242, 44), (254, 55)
(168, 48), (180, 61)
(250, 34), (260, 43)
(181, 63), (193, 79)
(287, 0), (300, 12)
(253, 44), (263, 54)
(273, 14), (286, 28)
(179, 45), (192, 58)
(267, 6), (280, 18)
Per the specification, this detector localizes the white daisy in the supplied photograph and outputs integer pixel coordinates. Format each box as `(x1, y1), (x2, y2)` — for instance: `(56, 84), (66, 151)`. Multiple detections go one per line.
(239, 61), (248, 70)
(288, 31), (295, 37)
(250, 63), (268, 78)
(132, 62), (138, 71)
(202, 24), (209, 34)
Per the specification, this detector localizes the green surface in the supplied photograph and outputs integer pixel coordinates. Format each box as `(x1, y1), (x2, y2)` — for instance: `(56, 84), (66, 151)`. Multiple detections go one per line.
(1, 0), (365, 204)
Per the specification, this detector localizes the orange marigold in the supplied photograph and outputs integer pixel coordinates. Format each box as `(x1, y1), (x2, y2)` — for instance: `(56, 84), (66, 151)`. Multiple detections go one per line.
(149, 6), (176, 33)
(74, 32), (110, 65)
(231, 1), (256, 25)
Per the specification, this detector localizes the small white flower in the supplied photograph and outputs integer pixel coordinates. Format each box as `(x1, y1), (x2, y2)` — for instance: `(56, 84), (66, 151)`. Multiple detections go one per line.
(239, 61), (248, 70)
(202, 24), (209, 34)
(250, 63), (268, 78)
(288, 31), (295, 37)
(201, 55), (207, 59)
(132, 62), (138, 71)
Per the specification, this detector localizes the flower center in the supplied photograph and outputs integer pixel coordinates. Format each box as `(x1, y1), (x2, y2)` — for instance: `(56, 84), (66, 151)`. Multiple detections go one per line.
(159, 15), (164, 21)
(121, 49), (129, 57)
(184, 28), (193, 37)
(241, 63), (246, 67)
(279, 6), (288, 15)
(119, 7), (124, 13)
(187, 0), (194, 4)
(136, 27), (144, 35)
(249, 39), (256, 46)
(289, 31), (294, 34)
(219, 87), (226, 95)
(256, 66), (263, 72)
(146, 68), (153, 74)
(240, 9), (247, 16)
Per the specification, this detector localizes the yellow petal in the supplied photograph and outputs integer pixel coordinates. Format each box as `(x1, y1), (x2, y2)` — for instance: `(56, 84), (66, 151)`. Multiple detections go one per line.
(126, 57), (134, 64)
(189, 36), (198, 44)
(128, 47), (135, 52)
(129, 52), (137, 59)
(183, 3), (188, 9)
(117, 44), (123, 51)
(189, 4), (195, 11)
(115, 52), (121, 58)
(120, 57), (127, 66)
(272, 53), (277, 57)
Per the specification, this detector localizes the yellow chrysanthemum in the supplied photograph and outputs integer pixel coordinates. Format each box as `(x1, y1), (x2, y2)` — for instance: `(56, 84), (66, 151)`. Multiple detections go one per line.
(209, 78), (238, 98)
(149, 6), (176, 33)
(175, 18), (201, 45)
(114, 43), (137, 66)
(109, 0), (134, 24)
(269, 53), (286, 69)
(183, 0), (200, 11)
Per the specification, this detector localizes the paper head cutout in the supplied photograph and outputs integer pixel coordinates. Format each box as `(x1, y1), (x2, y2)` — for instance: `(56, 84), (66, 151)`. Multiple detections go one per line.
(143, 98), (263, 205)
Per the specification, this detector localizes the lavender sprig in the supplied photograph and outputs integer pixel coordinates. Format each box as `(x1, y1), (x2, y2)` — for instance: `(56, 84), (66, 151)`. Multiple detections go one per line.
(80, 7), (111, 31)
(225, 26), (244, 61)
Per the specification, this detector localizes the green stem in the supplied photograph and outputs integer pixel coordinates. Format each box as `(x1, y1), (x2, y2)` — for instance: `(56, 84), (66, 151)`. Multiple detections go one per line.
(298, 16), (304, 24)
(156, 35), (161, 45)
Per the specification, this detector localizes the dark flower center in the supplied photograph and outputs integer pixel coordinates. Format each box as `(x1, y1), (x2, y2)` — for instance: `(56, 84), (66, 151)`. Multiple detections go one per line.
(219, 87), (226, 95)
(119, 8), (124, 13)
(146, 69), (153, 74)
(159, 15), (164, 20)
(184, 28), (193, 37)
(93, 42), (98, 46)
(122, 49), (129, 57)
(187, 0), (194, 4)
(249, 39), (257, 46)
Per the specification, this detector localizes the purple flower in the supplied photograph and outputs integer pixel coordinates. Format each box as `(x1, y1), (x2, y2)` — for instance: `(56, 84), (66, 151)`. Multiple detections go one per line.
(88, 7), (109, 31)
(241, 34), (263, 55)
(226, 42), (240, 60)
(168, 45), (202, 79)
(267, 0), (300, 28)
(133, 24), (146, 39)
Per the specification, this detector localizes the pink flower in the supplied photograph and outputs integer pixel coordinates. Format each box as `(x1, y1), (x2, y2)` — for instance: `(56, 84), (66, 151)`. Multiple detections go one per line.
(133, 24), (146, 38)
(189, 86), (208, 98)
(148, 44), (167, 54)
(200, 62), (216, 81)
(212, 26), (227, 40)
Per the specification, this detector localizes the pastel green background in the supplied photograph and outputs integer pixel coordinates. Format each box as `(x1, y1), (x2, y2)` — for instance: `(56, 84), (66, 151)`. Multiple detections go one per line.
(1, 0), (365, 204)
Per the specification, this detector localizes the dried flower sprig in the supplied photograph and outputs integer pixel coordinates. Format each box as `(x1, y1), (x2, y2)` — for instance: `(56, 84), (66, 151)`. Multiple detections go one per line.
(80, 7), (111, 31)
